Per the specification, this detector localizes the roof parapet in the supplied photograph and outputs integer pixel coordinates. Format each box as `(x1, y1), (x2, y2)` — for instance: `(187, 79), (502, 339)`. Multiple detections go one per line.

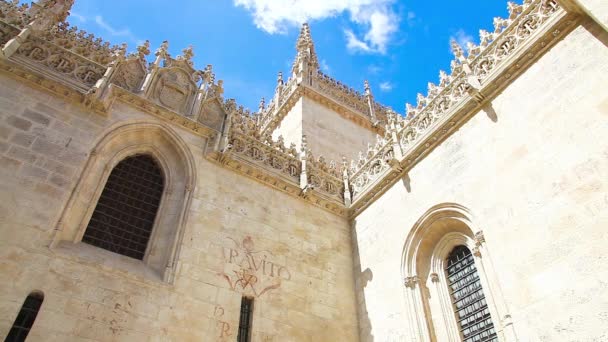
(0, 0), (573, 217)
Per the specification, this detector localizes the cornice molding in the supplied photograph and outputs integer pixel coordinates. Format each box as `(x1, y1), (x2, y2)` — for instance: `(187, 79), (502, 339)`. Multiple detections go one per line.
(0, 0), (583, 218)
(348, 8), (579, 218)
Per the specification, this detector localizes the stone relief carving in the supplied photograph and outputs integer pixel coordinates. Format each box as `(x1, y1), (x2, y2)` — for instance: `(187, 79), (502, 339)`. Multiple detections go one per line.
(15, 37), (105, 89)
(347, 0), (563, 205)
(151, 68), (196, 113)
(0, 0), (569, 217)
(111, 59), (146, 92)
(198, 98), (226, 131)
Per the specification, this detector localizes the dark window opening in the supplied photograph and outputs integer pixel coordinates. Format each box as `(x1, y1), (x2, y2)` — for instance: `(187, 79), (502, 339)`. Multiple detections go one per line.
(5, 291), (44, 342)
(237, 297), (254, 342)
(82, 154), (164, 260)
(446, 245), (498, 342)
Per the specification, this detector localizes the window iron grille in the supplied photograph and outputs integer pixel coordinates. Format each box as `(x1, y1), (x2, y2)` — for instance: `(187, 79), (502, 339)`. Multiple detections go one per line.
(446, 245), (498, 342)
(237, 297), (254, 342)
(5, 292), (44, 342)
(82, 154), (164, 260)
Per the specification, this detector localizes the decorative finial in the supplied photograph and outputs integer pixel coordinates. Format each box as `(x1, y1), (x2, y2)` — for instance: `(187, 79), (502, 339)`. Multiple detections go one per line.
(137, 40), (151, 60)
(114, 43), (127, 60)
(450, 39), (464, 59)
(405, 103), (416, 118)
(29, 0), (75, 30)
(364, 80), (371, 95)
(293, 22), (319, 72)
(258, 97), (265, 112)
(178, 45), (194, 66)
(156, 40), (169, 56)
(277, 71), (284, 85)
(387, 108), (396, 123)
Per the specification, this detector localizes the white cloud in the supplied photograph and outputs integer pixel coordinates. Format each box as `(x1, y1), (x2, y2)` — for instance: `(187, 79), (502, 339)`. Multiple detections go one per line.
(451, 29), (474, 49)
(94, 15), (138, 42)
(367, 64), (382, 74)
(345, 29), (371, 52)
(234, 0), (399, 54)
(379, 81), (393, 92)
(320, 59), (331, 72)
(69, 11), (87, 23)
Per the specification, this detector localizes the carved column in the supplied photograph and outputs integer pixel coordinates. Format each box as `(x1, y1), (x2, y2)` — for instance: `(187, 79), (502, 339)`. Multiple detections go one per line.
(427, 271), (460, 342)
(2, 0), (74, 59)
(472, 231), (518, 342)
(218, 100), (235, 153)
(1, 26), (32, 59)
(274, 71), (284, 107)
(190, 77), (208, 120)
(84, 44), (126, 107)
(364, 80), (379, 124)
(141, 40), (168, 95)
(299, 135), (309, 192)
(342, 157), (352, 207)
(403, 275), (432, 342)
(388, 110), (404, 160)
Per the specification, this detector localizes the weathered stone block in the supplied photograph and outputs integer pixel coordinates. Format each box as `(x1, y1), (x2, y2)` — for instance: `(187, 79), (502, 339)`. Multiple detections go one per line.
(31, 138), (63, 156)
(22, 109), (51, 126)
(5, 115), (32, 131)
(10, 132), (36, 147)
(21, 164), (49, 180)
(6, 145), (38, 163)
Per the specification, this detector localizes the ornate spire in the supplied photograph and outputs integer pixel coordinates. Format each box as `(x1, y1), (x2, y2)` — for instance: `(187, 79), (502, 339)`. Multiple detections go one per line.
(29, 0), (75, 30)
(178, 45), (195, 66)
(292, 23), (319, 76)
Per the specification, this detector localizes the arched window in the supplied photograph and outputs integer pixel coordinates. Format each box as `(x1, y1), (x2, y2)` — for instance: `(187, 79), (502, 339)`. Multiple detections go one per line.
(6, 291), (44, 342)
(401, 204), (515, 342)
(82, 154), (164, 260)
(446, 245), (497, 342)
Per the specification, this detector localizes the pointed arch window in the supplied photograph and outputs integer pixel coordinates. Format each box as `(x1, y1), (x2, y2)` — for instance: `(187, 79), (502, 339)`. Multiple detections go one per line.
(5, 291), (44, 342)
(446, 245), (498, 342)
(82, 154), (164, 260)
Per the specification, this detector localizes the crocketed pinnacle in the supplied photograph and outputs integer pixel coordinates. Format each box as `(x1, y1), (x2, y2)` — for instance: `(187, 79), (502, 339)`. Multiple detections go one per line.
(293, 23), (319, 72)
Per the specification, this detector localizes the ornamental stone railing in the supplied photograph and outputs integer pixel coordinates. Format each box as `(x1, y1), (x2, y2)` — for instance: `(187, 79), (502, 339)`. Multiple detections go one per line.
(347, 0), (565, 206)
(0, 0), (575, 217)
(312, 71), (369, 115)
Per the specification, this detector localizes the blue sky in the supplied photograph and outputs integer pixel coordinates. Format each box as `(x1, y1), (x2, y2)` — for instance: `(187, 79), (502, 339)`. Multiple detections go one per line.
(62, 0), (510, 113)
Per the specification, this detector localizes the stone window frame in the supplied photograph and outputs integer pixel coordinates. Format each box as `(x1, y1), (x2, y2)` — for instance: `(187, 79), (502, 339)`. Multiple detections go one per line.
(50, 121), (197, 283)
(401, 203), (516, 342)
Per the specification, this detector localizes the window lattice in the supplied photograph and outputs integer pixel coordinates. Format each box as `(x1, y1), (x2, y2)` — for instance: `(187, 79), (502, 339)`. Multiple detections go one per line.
(5, 292), (44, 342)
(446, 245), (498, 342)
(82, 154), (164, 260)
(237, 297), (254, 342)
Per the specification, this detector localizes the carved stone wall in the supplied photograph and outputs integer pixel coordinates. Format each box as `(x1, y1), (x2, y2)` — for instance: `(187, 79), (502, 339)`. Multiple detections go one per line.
(272, 96), (378, 162)
(0, 74), (359, 341)
(352, 23), (608, 342)
(148, 67), (197, 115)
(110, 59), (146, 93)
(198, 98), (226, 131)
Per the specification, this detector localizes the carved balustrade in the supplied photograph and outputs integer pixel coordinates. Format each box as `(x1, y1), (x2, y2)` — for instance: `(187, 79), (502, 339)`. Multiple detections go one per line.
(347, 0), (563, 203)
(306, 154), (344, 202)
(0, 0), (570, 216)
(312, 71), (370, 116)
(228, 131), (301, 183)
(0, 1), (32, 29)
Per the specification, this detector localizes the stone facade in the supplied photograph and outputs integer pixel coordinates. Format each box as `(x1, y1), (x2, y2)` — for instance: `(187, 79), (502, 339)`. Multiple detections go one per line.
(0, 0), (607, 341)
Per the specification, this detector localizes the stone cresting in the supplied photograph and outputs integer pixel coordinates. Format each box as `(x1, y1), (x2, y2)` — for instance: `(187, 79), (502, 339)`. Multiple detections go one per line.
(256, 23), (391, 135)
(209, 103), (348, 216)
(346, 0), (576, 216)
(0, 0), (575, 218)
